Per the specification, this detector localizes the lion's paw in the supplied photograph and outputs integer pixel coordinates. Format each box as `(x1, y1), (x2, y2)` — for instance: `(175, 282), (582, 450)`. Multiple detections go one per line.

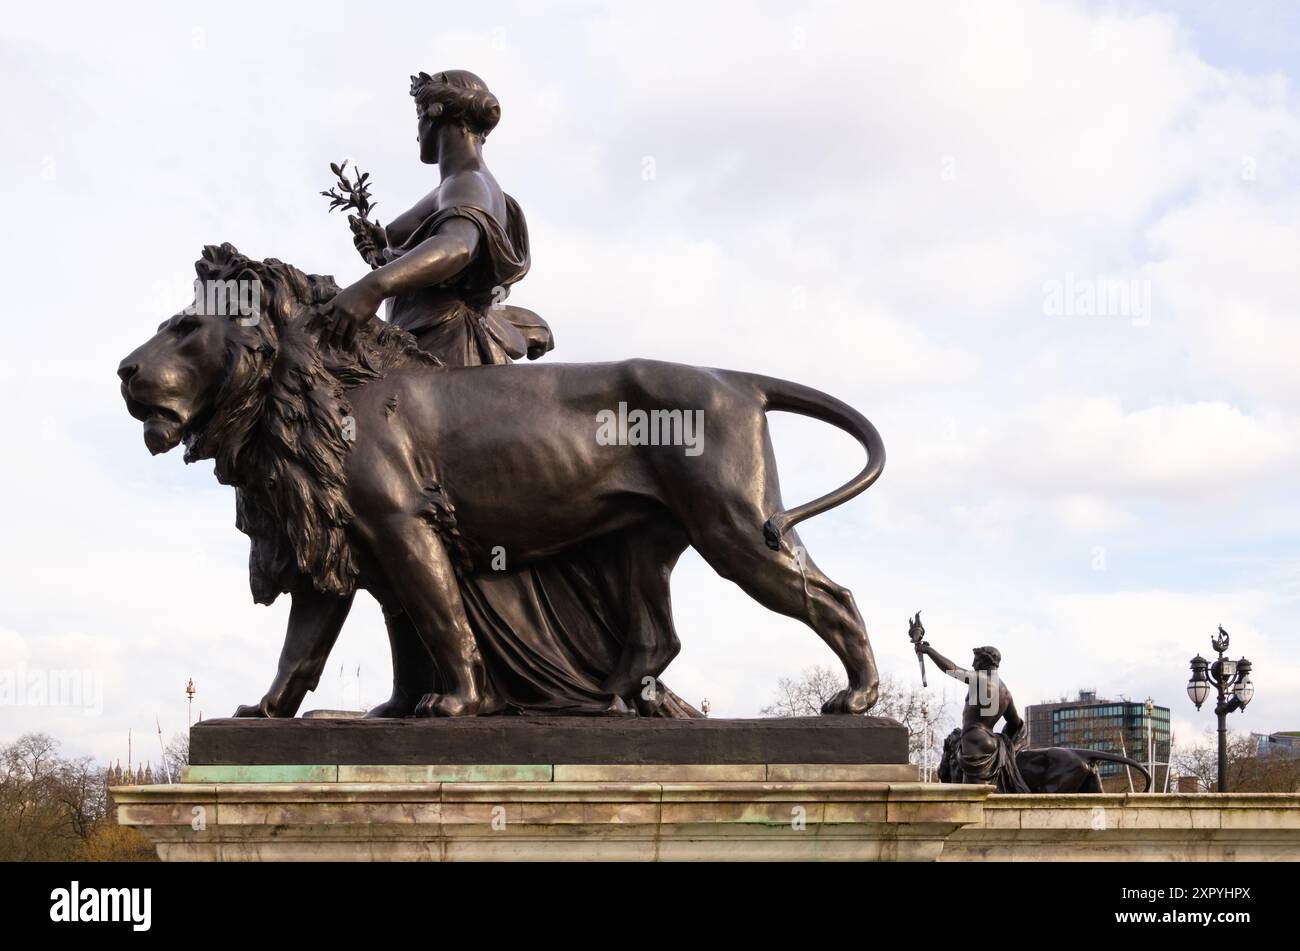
(820, 684), (878, 715)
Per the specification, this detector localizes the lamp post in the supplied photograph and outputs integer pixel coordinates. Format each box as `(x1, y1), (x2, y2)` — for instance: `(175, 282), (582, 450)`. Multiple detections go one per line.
(921, 702), (932, 783)
(1186, 626), (1255, 792)
(1144, 697), (1154, 791)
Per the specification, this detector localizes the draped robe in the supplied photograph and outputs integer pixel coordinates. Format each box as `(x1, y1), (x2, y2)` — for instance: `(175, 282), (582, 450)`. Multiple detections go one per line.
(372, 195), (699, 716)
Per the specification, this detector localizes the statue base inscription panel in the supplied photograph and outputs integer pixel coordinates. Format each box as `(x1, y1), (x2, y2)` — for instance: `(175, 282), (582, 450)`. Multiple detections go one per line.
(189, 715), (911, 767)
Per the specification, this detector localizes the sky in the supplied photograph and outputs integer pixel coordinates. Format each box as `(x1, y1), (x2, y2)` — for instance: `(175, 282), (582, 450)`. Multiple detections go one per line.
(1, 0), (1297, 767)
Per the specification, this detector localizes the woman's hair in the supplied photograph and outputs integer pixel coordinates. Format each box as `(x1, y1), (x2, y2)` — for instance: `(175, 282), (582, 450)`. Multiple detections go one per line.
(410, 69), (501, 139)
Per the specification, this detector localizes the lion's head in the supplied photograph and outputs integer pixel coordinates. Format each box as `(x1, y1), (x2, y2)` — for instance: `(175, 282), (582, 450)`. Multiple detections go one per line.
(119, 243), (436, 601)
(938, 727), (962, 784)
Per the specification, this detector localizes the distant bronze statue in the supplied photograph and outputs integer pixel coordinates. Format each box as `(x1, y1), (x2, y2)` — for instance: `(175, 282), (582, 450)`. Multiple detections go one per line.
(916, 634), (1031, 792)
(938, 730), (1152, 793)
(914, 619), (1151, 792)
(117, 70), (886, 718)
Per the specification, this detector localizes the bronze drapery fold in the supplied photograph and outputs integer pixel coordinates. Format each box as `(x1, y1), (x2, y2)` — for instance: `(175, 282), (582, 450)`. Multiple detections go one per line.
(380, 200), (697, 717)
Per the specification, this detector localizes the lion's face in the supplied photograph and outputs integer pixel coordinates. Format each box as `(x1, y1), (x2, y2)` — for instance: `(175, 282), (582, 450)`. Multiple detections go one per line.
(118, 309), (252, 455)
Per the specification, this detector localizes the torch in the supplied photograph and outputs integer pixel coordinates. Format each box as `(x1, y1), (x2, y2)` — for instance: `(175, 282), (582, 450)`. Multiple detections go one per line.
(908, 611), (928, 688)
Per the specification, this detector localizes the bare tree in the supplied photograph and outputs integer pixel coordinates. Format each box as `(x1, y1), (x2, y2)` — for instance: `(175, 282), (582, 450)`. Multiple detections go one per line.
(163, 731), (189, 784)
(1173, 730), (1300, 792)
(1246, 749), (1300, 792)
(55, 756), (105, 841)
(761, 665), (954, 763)
(761, 665), (846, 718)
(0, 733), (154, 861)
(0, 733), (73, 860)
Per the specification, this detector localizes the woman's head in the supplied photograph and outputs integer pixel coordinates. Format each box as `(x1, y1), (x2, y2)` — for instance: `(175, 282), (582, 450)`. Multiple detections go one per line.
(410, 70), (501, 164)
(972, 646), (1001, 671)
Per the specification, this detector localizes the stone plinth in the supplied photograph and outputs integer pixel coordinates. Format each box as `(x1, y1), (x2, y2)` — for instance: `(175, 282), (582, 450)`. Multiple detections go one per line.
(189, 715), (909, 766)
(115, 719), (1300, 860)
(112, 770), (1300, 861)
(940, 791), (1300, 862)
(114, 762), (997, 862)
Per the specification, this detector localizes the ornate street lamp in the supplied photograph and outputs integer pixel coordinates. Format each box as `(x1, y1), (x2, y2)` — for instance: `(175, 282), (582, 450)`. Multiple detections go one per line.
(1186, 655), (1211, 709)
(1186, 627), (1254, 792)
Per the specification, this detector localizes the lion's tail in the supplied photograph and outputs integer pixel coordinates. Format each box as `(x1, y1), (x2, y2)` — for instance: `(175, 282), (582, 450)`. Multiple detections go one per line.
(746, 374), (885, 550)
(1066, 749), (1153, 793)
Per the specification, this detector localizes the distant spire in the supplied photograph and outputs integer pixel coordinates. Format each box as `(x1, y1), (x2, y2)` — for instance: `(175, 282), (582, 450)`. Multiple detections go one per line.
(143, 762), (154, 785)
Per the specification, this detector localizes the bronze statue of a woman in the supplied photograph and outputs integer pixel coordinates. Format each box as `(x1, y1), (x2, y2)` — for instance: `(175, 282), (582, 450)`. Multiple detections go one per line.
(317, 70), (700, 717)
(320, 70), (552, 364)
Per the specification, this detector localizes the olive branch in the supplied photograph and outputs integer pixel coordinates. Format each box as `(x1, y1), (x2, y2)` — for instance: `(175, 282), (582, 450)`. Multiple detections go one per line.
(321, 160), (377, 219)
(321, 160), (385, 269)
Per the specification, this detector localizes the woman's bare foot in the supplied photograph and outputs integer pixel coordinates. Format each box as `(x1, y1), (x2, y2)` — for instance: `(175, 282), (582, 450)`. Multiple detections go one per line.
(414, 688), (482, 717)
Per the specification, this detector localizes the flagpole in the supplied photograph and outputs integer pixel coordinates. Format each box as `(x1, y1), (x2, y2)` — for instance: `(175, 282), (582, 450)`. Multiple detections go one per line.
(156, 716), (172, 784)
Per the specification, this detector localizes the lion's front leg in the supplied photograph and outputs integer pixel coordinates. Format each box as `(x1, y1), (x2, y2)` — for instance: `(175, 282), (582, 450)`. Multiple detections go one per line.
(233, 580), (355, 717)
(365, 514), (483, 717)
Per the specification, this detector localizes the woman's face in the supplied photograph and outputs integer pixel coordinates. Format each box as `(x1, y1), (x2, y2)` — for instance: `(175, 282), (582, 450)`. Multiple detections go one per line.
(417, 108), (440, 165)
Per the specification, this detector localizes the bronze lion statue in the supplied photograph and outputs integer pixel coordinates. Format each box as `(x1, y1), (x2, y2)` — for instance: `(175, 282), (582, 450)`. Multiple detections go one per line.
(118, 244), (886, 717)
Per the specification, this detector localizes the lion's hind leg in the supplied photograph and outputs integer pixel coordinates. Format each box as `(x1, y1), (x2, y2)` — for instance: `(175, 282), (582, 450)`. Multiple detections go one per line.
(687, 513), (879, 714)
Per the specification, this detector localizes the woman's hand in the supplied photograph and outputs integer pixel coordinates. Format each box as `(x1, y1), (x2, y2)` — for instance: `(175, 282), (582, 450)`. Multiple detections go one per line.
(349, 214), (387, 269)
(318, 273), (387, 350)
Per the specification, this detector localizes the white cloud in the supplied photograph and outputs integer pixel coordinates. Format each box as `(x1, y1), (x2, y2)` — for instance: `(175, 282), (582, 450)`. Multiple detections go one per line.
(994, 397), (1300, 500)
(1051, 494), (1136, 536)
(1149, 191), (1300, 407)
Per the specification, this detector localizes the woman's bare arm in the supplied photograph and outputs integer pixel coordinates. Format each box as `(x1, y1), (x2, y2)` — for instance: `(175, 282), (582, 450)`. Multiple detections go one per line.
(318, 171), (493, 348)
(368, 217), (480, 299)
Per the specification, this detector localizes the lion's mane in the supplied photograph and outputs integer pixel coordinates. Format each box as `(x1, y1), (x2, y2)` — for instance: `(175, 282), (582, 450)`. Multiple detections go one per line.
(184, 242), (439, 602)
